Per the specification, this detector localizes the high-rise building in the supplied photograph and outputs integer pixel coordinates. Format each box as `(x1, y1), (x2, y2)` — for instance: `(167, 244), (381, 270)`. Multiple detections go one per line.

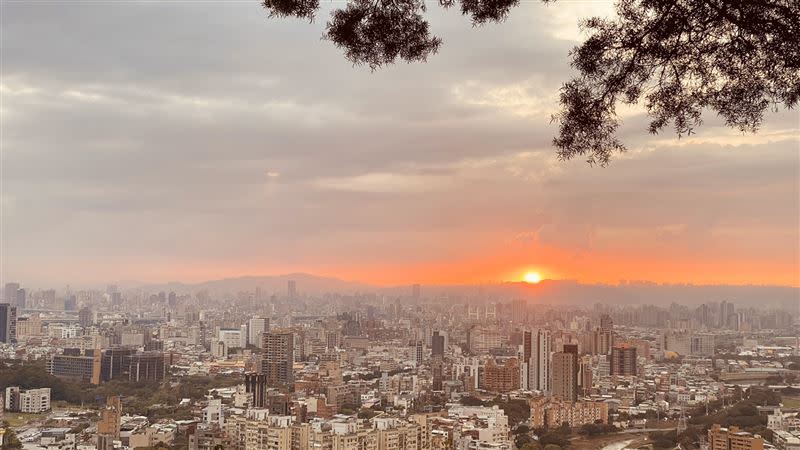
(610, 344), (637, 376)
(122, 351), (169, 382)
(0, 303), (17, 344)
(520, 328), (551, 392)
(431, 331), (445, 357)
(432, 357), (444, 391)
(288, 280), (297, 300)
(4, 284), (26, 310)
(261, 332), (294, 389)
(552, 344), (579, 402)
(4, 283), (19, 306)
(708, 425), (764, 450)
(411, 284), (421, 300)
(16, 288), (26, 310)
(48, 349), (102, 384)
(245, 373), (268, 408)
(101, 347), (137, 381)
(98, 396), (122, 439)
(415, 340), (424, 365)
(720, 301), (736, 328)
(578, 355), (593, 396)
(691, 333), (716, 357)
(78, 306), (93, 328)
(600, 314), (613, 332)
(523, 330), (532, 364)
(482, 358), (520, 393)
(248, 317), (269, 348)
(591, 328), (613, 355)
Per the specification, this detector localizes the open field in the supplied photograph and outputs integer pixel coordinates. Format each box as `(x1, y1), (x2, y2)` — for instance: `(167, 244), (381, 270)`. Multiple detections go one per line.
(782, 396), (800, 409)
(5, 412), (46, 428)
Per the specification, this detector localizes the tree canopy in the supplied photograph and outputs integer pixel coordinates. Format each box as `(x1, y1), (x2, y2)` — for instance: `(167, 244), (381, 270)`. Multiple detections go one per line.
(263, 0), (800, 165)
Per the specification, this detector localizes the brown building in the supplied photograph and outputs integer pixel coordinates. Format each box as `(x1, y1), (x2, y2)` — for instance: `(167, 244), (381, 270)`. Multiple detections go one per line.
(47, 350), (101, 385)
(261, 332), (294, 389)
(578, 355), (593, 396)
(97, 396), (122, 439)
(592, 329), (613, 355)
(530, 398), (609, 428)
(708, 425), (765, 450)
(610, 344), (637, 376)
(481, 358), (520, 393)
(552, 352), (577, 402)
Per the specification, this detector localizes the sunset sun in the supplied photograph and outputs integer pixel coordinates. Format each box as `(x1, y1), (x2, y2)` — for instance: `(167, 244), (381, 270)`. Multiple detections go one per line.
(523, 272), (542, 284)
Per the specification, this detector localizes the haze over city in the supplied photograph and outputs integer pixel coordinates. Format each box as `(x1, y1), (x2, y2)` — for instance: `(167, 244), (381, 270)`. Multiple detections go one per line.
(1, 2), (799, 450)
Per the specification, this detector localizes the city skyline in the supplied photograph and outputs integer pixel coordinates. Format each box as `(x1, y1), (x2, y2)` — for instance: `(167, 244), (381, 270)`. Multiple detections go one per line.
(1, 1), (798, 448)
(2, 1), (798, 288)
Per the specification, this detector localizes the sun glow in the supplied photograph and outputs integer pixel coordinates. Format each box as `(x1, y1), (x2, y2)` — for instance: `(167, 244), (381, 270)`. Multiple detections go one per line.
(523, 271), (542, 284)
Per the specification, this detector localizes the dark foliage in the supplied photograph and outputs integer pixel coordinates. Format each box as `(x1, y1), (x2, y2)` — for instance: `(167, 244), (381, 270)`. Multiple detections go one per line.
(538, 431), (570, 447)
(1, 422), (23, 449)
(0, 359), (240, 419)
(554, 0), (800, 164)
(578, 422), (617, 436)
(515, 432), (534, 448)
(649, 430), (678, 449)
(515, 424), (531, 435)
(459, 395), (486, 406)
(689, 388), (778, 430)
(325, 0), (442, 69)
(0, 359), (89, 404)
(264, 0), (799, 165)
(488, 398), (531, 426)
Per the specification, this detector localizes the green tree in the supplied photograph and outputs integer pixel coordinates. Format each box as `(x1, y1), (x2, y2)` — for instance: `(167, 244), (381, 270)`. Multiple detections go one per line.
(1, 422), (23, 449)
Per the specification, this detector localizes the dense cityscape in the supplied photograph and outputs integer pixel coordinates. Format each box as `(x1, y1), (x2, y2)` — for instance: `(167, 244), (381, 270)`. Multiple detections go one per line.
(1, 279), (799, 450)
(2, 0), (798, 449)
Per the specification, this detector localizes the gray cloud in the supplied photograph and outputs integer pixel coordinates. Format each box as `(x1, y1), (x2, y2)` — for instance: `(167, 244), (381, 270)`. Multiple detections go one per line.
(2, 1), (797, 286)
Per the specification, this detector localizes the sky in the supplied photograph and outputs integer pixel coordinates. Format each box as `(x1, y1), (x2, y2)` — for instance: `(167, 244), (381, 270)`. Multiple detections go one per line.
(1, 0), (798, 288)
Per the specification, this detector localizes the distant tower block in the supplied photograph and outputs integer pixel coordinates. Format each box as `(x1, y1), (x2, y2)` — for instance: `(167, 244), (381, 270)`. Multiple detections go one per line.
(412, 284), (421, 300)
(288, 280), (297, 300)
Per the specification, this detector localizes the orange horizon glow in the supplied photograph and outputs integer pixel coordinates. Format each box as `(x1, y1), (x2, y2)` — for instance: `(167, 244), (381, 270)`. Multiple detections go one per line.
(523, 272), (542, 284)
(28, 239), (799, 288)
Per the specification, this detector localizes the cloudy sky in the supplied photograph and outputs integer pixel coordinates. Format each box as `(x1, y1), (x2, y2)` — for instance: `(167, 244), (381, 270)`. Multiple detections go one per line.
(2, 0), (798, 288)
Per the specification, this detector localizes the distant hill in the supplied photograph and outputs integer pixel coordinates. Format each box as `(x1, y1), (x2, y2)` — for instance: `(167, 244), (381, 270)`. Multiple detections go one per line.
(130, 273), (372, 296)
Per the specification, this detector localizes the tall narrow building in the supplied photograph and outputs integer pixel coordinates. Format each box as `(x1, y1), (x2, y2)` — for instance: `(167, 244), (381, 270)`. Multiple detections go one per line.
(415, 340), (424, 365)
(247, 317), (269, 348)
(0, 303), (17, 344)
(431, 331), (445, 357)
(78, 306), (93, 328)
(4, 283), (19, 305)
(520, 328), (551, 393)
(600, 314), (613, 332)
(611, 344), (637, 376)
(261, 332), (294, 389)
(552, 344), (579, 402)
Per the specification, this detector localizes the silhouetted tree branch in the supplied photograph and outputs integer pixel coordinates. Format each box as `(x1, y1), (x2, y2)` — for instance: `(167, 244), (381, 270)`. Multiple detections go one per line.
(264, 0), (800, 165)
